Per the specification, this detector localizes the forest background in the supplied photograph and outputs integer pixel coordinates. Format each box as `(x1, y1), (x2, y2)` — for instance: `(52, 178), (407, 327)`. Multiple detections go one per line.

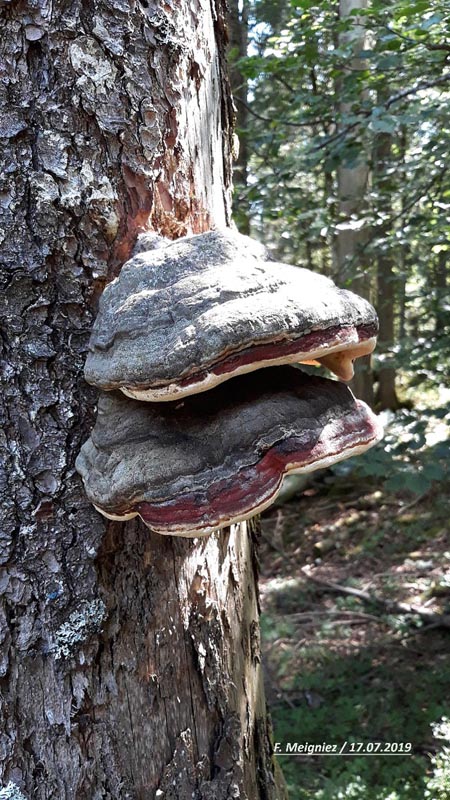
(227, 0), (450, 798)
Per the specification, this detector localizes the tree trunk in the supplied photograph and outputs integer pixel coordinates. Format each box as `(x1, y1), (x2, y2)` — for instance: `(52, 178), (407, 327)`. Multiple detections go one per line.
(376, 252), (399, 410)
(228, 0), (250, 234)
(0, 2), (283, 798)
(434, 249), (448, 335)
(374, 130), (400, 411)
(397, 126), (408, 342)
(335, 0), (374, 406)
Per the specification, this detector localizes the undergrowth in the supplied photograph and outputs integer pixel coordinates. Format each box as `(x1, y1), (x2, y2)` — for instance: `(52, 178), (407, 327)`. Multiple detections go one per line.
(260, 414), (450, 800)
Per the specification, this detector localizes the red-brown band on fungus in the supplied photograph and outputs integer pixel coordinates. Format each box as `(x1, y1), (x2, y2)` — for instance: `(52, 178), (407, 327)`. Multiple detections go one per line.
(75, 366), (383, 537)
(84, 229), (378, 401)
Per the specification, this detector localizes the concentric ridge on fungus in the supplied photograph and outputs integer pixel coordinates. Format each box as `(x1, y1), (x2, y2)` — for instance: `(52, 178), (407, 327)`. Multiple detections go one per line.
(76, 367), (383, 537)
(84, 229), (378, 401)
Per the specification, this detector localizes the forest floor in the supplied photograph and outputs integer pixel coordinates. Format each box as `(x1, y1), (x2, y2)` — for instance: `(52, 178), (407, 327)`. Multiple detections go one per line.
(259, 472), (450, 800)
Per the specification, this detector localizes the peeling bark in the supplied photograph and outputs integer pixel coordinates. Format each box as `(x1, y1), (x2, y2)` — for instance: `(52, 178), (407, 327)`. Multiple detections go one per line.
(0, 1), (283, 796)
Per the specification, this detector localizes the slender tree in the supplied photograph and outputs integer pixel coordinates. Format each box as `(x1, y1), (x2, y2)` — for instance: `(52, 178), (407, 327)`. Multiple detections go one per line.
(335, 0), (374, 406)
(228, 0), (251, 234)
(374, 126), (400, 410)
(0, 2), (283, 797)
(434, 250), (448, 335)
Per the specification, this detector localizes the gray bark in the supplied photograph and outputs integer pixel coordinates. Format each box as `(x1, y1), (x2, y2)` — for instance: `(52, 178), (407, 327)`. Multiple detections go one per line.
(0, 1), (283, 797)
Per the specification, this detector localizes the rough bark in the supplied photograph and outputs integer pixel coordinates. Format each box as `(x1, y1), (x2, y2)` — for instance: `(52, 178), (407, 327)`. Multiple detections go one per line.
(0, 1), (283, 797)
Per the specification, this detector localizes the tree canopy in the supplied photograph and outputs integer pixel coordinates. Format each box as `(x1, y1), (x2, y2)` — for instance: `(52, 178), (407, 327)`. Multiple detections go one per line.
(229, 0), (450, 493)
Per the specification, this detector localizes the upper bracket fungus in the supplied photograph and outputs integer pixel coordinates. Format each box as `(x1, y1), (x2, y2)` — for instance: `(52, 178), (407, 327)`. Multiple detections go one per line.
(84, 229), (378, 401)
(76, 366), (383, 537)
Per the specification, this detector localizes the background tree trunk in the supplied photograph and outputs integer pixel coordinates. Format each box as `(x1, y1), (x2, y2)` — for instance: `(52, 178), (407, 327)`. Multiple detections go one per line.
(228, 0), (250, 235)
(0, 2), (283, 797)
(434, 249), (448, 335)
(335, 0), (374, 406)
(374, 128), (400, 411)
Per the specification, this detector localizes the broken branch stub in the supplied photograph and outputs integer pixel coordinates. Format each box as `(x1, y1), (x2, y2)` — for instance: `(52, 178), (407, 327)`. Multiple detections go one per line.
(84, 229), (378, 401)
(76, 367), (383, 537)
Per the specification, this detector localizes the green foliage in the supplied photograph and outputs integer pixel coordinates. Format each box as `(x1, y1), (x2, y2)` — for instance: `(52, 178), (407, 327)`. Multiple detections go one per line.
(267, 636), (450, 799)
(424, 718), (450, 800)
(237, 7), (450, 796)
(235, 0), (450, 258)
(231, 0), (450, 489)
(259, 472), (450, 799)
(339, 404), (450, 495)
(231, 0), (450, 384)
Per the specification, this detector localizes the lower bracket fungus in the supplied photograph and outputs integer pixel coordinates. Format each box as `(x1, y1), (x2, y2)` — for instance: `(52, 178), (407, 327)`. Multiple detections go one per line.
(76, 367), (383, 537)
(84, 229), (378, 401)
